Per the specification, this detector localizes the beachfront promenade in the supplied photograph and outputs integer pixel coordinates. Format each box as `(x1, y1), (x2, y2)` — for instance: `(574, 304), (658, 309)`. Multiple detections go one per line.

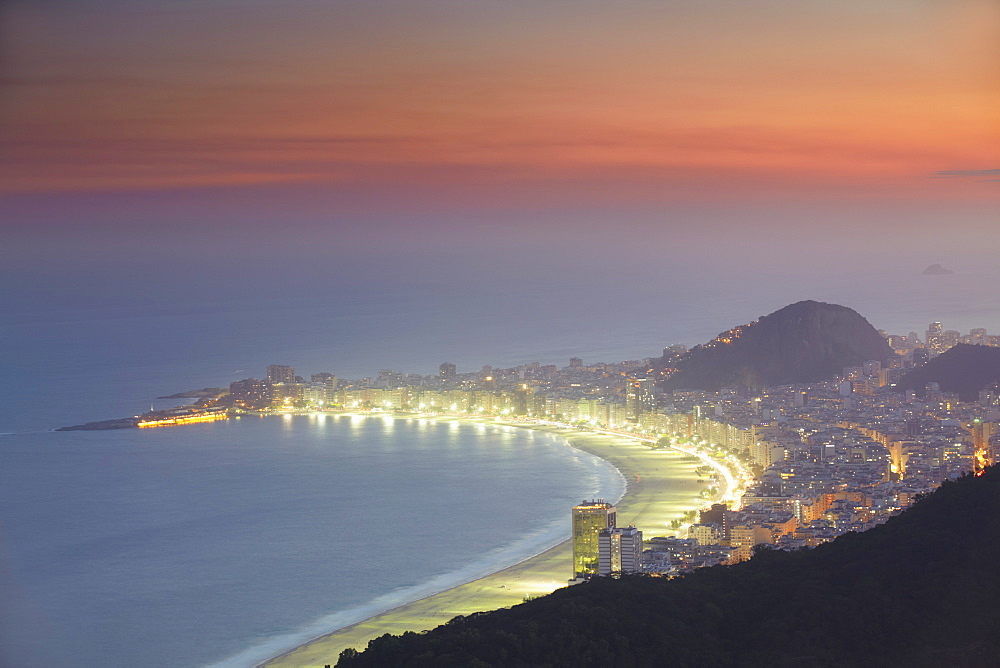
(264, 421), (720, 667)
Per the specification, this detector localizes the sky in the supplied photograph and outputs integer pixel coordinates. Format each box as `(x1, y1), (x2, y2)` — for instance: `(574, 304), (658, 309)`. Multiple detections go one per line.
(2, 0), (999, 348)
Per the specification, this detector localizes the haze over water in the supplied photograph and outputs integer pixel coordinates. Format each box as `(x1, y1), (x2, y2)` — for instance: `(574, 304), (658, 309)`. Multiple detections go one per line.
(1, 1), (998, 666)
(3, 1), (998, 431)
(4, 257), (999, 437)
(0, 411), (626, 667)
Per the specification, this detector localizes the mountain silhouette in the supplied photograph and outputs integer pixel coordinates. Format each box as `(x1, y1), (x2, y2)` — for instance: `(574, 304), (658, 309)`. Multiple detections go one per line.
(655, 300), (892, 391)
(897, 343), (1000, 401)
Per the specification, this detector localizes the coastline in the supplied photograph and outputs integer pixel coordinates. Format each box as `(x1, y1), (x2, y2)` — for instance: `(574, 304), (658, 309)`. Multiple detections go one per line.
(261, 417), (712, 667)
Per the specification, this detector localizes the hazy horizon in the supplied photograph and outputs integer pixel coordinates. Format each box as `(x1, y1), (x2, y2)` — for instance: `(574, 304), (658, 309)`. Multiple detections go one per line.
(2, 0), (999, 415)
(3, 2), (997, 320)
(2, 5), (999, 663)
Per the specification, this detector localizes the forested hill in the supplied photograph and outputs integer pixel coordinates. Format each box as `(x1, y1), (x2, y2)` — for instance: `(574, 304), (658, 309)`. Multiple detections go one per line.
(337, 467), (1000, 667)
(654, 300), (892, 391)
(896, 343), (1000, 401)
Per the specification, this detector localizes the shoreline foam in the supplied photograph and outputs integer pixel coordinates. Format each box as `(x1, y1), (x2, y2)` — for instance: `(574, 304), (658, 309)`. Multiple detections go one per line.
(259, 417), (710, 667)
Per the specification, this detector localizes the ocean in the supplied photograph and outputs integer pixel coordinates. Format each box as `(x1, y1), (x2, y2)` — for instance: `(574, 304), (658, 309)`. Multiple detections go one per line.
(0, 415), (625, 667)
(1, 262), (997, 666)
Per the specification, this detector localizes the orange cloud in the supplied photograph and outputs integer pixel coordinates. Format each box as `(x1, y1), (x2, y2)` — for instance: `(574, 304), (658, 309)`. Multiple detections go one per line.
(2, 1), (997, 203)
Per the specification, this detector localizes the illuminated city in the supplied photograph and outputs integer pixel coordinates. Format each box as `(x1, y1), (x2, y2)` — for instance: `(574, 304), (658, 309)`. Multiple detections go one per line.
(128, 318), (1000, 583)
(3, 0), (998, 665)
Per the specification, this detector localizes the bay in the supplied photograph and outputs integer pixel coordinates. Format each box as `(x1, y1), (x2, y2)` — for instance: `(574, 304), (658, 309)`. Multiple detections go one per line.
(1, 259), (997, 667)
(0, 415), (624, 667)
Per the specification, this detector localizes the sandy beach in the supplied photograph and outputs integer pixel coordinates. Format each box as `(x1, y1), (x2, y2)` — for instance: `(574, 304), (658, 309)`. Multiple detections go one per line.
(263, 421), (710, 667)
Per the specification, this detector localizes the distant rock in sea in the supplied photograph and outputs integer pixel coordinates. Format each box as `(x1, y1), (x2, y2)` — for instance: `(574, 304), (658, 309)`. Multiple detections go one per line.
(650, 300), (893, 391)
(922, 263), (954, 275)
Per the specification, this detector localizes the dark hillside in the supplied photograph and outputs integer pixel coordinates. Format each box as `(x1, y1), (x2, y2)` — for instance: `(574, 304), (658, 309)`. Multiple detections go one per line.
(338, 467), (1000, 667)
(897, 343), (1000, 401)
(655, 300), (892, 391)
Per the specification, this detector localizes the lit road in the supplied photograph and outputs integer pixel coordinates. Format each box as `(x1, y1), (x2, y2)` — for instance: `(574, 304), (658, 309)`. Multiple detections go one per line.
(531, 420), (751, 511)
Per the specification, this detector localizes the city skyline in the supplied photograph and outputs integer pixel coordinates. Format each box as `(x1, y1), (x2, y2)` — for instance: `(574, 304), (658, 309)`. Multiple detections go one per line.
(3, 4), (998, 661)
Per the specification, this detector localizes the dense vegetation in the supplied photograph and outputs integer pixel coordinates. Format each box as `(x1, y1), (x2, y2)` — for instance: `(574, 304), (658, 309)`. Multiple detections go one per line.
(897, 343), (1000, 401)
(338, 467), (1000, 667)
(655, 300), (892, 391)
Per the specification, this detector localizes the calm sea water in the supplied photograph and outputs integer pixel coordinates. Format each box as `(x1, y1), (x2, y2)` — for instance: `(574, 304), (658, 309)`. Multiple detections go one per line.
(0, 416), (624, 667)
(1, 261), (997, 667)
(4, 268), (997, 436)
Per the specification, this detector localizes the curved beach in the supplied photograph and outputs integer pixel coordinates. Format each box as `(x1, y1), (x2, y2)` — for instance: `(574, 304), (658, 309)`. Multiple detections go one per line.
(263, 421), (710, 667)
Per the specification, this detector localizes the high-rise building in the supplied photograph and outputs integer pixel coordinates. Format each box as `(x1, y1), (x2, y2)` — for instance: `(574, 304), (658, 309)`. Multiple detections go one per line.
(989, 432), (1000, 467)
(572, 499), (616, 580)
(967, 420), (997, 454)
(942, 329), (961, 351)
(688, 523), (721, 546)
(925, 322), (943, 355)
(512, 384), (531, 415)
(878, 367), (903, 387)
(229, 378), (271, 409)
(625, 378), (656, 420)
(598, 526), (643, 576)
(439, 362), (456, 379)
(887, 335), (908, 352)
(323, 375), (338, 403)
(862, 360), (882, 377)
(266, 365), (296, 384)
(968, 328), (988, 345)
(377, 369), (403, 388)
(700, 503), (730, 539)
(270, 381), (305, 407)
(980, 384), (1000, 407)
(751, 440), (787, 469)
(311, 373), (338, 404)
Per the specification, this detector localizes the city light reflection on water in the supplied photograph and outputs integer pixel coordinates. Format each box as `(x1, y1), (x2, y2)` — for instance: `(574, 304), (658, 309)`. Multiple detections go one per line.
(0, 414), (627, 668)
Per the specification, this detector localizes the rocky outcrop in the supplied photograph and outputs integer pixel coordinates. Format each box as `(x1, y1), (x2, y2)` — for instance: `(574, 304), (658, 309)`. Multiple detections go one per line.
(656, 300), (892, 391)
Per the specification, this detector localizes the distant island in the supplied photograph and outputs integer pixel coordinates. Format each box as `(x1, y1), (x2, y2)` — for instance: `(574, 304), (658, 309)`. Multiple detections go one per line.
(923, 263), (955, 275)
